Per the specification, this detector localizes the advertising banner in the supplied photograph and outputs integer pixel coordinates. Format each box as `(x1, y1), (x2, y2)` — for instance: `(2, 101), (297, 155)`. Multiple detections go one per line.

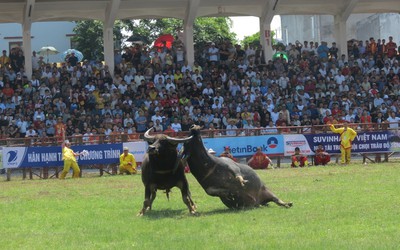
(202, 135), (284, 157)
(2, 131), (394, 168)
(283, 134), (314, 156)
(389, 130), (400, 152)
(0, 147), (3, 171)
(303, 131), (390, 155)
(2, 144), (122, 169)
(123, 141), (148, 162)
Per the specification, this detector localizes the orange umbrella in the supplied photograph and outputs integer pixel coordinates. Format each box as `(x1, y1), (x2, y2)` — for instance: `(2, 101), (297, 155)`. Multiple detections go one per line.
(154, 34), (174, 49)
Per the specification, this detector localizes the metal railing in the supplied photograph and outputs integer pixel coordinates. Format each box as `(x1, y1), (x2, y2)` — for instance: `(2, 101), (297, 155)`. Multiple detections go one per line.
(1, 122), (398, 147)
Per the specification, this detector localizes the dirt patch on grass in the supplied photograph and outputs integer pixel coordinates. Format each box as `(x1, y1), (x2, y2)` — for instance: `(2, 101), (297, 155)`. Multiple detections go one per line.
(37, 191), (51, 196)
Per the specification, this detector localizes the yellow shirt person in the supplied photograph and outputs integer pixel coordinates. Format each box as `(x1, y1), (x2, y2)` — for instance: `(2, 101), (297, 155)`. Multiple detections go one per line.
(330, 123), (357, 164)
(62, 147), (77, 162)
(60, 140), (81, 179)
(119, 147), (137, 175)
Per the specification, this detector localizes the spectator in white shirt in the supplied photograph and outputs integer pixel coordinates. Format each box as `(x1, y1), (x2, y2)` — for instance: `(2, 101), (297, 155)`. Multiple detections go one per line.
(191, 69), (203, 82)
(25, 126), (37, 137)
(262, 121), (278, 134)
(386, 111), (400, 129)
(171, 118), (182, 132)
(123, 70), (134, 84)
(334, 72), (346, 85)
(208, 42), (219, 62)
(151, 111), (163, 124)
(202, 84), (214, 97)
(225, 119), (238, 136)
(153, 71), (165, 85)
(181, 62), (192, 74)
(165, 78), (176, 92)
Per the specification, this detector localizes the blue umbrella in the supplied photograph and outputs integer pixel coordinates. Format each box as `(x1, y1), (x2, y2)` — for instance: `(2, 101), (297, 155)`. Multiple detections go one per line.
(61, 49), (84, 62)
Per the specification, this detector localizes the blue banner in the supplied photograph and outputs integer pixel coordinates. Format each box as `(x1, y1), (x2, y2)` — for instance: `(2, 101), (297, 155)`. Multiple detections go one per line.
(305, 131), (390, 154)
(389, 131), (400, 152)
(202, 135), (284, 157)
(3, 144), (122, 168)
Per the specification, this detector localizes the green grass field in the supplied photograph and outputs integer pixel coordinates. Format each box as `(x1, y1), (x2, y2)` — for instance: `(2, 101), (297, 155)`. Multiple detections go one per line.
(1, 162), (400, 250)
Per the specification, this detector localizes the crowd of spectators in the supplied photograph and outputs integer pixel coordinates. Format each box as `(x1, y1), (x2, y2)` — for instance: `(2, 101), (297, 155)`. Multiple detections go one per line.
(0, 35), (399, 144)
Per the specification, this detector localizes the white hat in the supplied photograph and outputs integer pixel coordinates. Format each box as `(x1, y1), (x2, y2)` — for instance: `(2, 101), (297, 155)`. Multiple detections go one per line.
(123, 147), (129, 151)
(208, 148), (216, 154)
(384, 95), (389, 99)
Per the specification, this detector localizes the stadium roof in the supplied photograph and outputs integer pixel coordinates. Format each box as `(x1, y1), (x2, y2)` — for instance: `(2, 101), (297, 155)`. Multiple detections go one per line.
(0, 0), (399, 24)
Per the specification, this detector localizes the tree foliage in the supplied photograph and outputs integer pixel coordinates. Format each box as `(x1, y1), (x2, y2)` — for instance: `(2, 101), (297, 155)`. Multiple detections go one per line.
(242, 32), (261, 47)
(123, 17), (236, 46)
(73, 17), (236, 60)
(72, 20), (127, 61)
(194, 17), (236, 45)
(241, 31), (276, 47)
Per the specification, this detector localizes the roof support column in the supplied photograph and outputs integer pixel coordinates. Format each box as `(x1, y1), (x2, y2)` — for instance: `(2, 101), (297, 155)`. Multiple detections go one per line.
(183, 24), (194, 66)
(103, 27), (114, 74)
(23, 0), (35, 79)
(333, 0), (358, 60)
(260, 0), (277, 64)
(183, 0), (199, 67)
(334, 17), (347, 60)
(103, 0), (120, 76)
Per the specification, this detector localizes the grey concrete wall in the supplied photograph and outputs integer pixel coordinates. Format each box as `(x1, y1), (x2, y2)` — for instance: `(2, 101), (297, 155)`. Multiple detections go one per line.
(280, 13), (400, 46)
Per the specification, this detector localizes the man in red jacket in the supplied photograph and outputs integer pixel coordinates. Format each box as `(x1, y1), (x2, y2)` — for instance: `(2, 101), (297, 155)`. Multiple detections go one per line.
(247, 147), (273, 169)
(314, 144), (331, 166)
(291, 147), (309, 167)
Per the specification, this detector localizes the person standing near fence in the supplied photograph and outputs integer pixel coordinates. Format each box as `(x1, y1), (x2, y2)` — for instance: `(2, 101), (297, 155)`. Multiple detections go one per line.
(54, 117), (66, 143)
(60, 128), (82, 179)
(119, 147), (137, 175)
(330, 123), (357, 164)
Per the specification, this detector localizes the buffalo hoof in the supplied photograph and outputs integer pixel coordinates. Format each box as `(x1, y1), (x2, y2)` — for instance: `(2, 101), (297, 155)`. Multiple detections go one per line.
(137, 206), (151, 216)
(189, 205), (197, 215)
(284, 202), (293, 208)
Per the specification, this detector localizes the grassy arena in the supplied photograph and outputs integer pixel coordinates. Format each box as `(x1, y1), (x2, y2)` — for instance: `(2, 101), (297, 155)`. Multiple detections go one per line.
(1, 162), (400, 249)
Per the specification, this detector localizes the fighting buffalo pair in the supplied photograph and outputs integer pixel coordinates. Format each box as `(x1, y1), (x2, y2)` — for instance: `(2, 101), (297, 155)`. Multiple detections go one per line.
(138, 125), (292, 216)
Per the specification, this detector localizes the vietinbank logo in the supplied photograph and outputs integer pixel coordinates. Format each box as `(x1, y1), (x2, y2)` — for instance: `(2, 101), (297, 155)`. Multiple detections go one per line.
(202, 135), (284, 157)
(267, 137), (279, 149)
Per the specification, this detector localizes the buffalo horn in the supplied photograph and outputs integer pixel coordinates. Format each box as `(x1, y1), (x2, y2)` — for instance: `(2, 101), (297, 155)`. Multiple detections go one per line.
(144, 128), (156, 142)
(166, 135), (193, 143)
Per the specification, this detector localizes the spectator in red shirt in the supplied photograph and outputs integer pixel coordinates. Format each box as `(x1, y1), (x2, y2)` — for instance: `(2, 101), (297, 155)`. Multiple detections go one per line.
(360, 110), (372, 130)
(385, 36), (397, 58)
(291, 147), (309, 167)
(247, 147), (273, 169)
(331, 103), (341, 116)
(314, 144), (331, 166)
(219, 146), (237, 162)
(2, 83), (14, 98)
(341, 63), (350, 76)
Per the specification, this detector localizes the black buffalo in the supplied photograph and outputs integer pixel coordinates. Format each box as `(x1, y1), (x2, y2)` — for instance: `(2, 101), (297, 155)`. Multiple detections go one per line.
(182, 125), (292, 209)
(138, 128), (196, 216)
